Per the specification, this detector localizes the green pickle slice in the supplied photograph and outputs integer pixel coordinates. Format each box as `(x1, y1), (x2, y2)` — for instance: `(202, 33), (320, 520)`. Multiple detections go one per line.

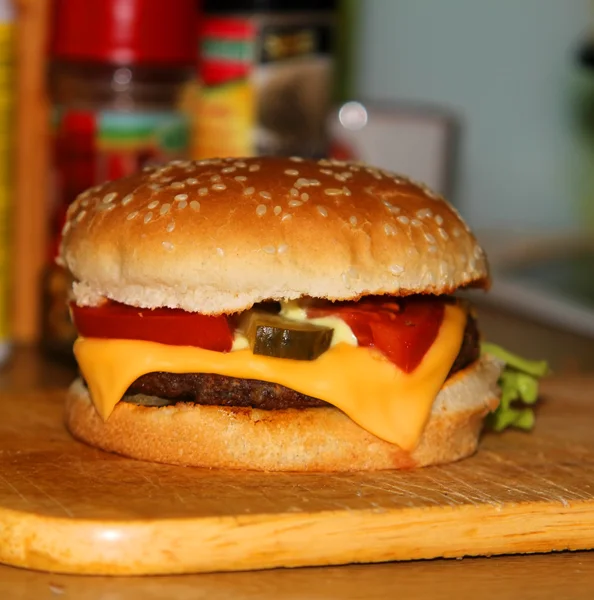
(242, 312), (334, 361)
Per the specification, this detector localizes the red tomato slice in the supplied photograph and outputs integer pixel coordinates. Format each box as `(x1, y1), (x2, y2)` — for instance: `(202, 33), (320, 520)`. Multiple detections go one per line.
(307, 297), (446, 372)
(70, 302), (233, 352)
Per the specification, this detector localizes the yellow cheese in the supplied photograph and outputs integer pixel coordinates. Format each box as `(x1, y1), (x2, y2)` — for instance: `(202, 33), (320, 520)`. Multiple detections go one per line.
(73, 304), (466, 451)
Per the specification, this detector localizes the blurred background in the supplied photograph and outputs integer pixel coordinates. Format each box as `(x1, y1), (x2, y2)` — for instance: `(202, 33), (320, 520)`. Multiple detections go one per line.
(2, 0), (594, 370)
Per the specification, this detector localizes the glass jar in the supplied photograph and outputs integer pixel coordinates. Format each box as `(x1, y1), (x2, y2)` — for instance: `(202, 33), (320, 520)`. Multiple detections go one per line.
(41, 0), (196, 359)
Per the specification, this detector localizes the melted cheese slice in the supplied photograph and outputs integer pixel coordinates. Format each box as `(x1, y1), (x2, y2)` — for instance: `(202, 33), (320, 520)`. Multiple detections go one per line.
(74, 304), (466, 451)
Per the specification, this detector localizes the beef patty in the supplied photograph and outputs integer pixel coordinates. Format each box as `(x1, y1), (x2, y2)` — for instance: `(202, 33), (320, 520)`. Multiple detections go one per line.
(122, 314), (480, 410)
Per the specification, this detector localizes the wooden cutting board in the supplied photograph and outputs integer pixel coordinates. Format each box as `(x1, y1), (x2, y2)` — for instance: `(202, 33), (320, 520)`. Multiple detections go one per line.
(0, 377), (593, 576)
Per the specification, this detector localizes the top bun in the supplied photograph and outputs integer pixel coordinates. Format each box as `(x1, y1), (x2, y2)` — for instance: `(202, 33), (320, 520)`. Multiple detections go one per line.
(59, 156), (489, 314)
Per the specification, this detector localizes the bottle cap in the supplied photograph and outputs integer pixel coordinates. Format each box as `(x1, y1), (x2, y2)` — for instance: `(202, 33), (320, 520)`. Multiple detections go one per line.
(51, 0), (197, 65)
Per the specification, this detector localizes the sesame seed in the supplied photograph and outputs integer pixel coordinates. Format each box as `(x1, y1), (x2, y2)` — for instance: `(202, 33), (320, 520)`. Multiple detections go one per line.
(75, 210), (86, 223)
(438, 228), (449, 240)
(348, 164), (360, 171)
(474, 245), (483, 259)
(162, 241), (174, 251)
(61, 221), (71, 235)
(243, 187), (255, 195)
(342, 187), (351, 196)
(281, 213), (292, 222)
(289, 156), (304, 162)
(384, 223), (397, 236)
(102, 192), (117, 204)
(186, 178), (199, 185)
(416, 208), (433, 219)
(320, 168), (333, 175)
(248, 164), (260, 172)
(234, 175), (247, 182)
(148, 183), (161, 191)
(278, 244), (288, 254)
(127, 210), (138, 220)
(318, 159), (332, 166)
(308, 179), (321, 186)
(80, 198), (89, 207)
(212, 183), (227, 191)
(210, 175), (221, 182)
(148, 200), (159, 209)
(121, 194), (134, 206)
(324, 188), (342, 196)
(349, 215), (358, 226)
(316, 205), (328, 217)
(423, 185), (439, 199)
(221, 167), (236, 174)
(290, 188), (299, 197)
(166, 221), (175, 232)
(424, 232), (436, 244)
(284, 169), (299, 176)
(256, 204), (267, 216)
(428, 245), (438, 253)
(216, 247), (225, 257)
(160, 203), (171, 215)
(171, 181), (185, 189)
(397, 216), (409, 225)
(144, 212), (153, 224)
(411, 219), (422, 227)
(177, 200), (188, 210)
(366, 168), (382, 180)
(334, 174), (346, 182)
(389, 264), (404, 275)
(295, 178), (309, 188)
(341, 171), (353, 179)
(259, 191), (272, 200)
(198, 188), (208, 196)
(288, 200), (302, 208)
(174, 193), (189, 202)
(273, 205), (282, 215)
(435, 215), (444, 225)
(452, 227), (461, 238)
(300, 192), (309, 201)
(234, 161), (247, 168)
(159, 177), (174, 184)
(190, 200), (201, 211)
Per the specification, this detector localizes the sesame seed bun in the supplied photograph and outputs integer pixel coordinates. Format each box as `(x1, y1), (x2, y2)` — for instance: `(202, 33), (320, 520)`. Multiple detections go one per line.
(65, 354), (502, 472)
(59, 157), (489, 314)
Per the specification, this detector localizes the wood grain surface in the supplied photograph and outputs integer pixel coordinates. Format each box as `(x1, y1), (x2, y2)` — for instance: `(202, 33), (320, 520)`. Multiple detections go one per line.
(0, 376), (593, 575)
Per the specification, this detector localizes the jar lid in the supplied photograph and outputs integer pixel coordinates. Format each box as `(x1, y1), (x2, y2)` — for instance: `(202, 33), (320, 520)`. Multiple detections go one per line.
(51, 0), (197, 65)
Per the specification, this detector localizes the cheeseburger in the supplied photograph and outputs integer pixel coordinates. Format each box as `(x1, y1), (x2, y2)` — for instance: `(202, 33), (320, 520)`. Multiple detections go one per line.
(59, 156), (503, 471)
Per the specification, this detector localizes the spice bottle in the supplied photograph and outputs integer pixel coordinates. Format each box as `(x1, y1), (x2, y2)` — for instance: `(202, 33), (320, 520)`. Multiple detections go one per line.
(195, 0), (337, 160)
(42, 0), (197, 358)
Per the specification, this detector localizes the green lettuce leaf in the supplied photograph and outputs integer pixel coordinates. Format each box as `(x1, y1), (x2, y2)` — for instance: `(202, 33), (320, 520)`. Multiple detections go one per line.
(481, 342), (549, 432)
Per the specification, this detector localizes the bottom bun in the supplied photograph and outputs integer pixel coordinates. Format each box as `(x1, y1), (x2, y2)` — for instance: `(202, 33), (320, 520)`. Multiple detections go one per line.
(65, 355), (502, 472)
